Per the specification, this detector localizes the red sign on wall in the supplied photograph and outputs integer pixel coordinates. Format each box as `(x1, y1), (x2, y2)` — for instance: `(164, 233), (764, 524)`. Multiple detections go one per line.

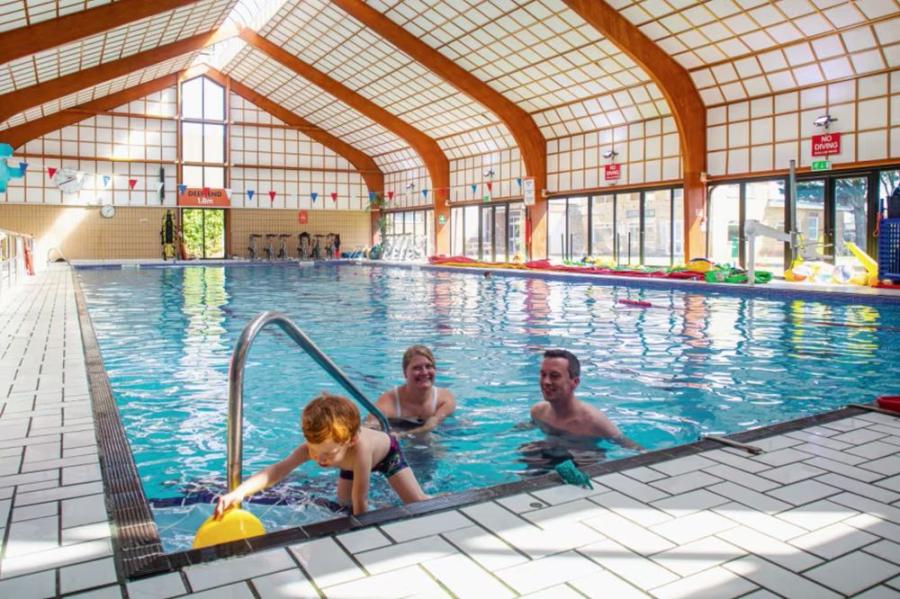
(177, 188), (230, 207)
(298, 210), (308, 225)
(604, 164), (621, 181)
(812, 133), (841, 156)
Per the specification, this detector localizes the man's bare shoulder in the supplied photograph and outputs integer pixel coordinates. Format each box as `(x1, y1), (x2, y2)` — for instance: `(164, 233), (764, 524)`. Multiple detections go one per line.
(577, 400), (620, 435)
(530, 401), (550, 419)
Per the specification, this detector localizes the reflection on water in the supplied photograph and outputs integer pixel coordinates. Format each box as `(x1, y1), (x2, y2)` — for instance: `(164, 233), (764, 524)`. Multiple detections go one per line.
(78, 264), (900, 550)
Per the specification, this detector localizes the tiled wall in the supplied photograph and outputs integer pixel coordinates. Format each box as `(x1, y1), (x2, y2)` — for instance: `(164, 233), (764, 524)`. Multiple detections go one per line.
(229, 209), (371, 258)
(706, 71), (900, 176)
(547, 116), (682, 192)
(0, 204), (169, 262)
(229, 93), (368, 210)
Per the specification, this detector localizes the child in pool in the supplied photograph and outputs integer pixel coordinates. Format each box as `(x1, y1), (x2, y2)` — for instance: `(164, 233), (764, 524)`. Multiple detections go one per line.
(214, 393), (428, 517)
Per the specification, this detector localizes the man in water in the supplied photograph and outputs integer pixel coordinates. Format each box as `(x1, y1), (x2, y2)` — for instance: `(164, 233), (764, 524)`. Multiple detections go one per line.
(531, 349), (642, 451)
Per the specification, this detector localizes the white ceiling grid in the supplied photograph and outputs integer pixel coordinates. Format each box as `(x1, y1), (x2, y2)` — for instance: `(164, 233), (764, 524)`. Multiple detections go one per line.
(0, 54), (195, 131)
(367, 0), (654, 116)
(610, 0), (900, 105)
(223, 45), (412, 160)
(0, 0), (236, 95)
(253, 0), (510, 151)
(0, 0), (113, 33)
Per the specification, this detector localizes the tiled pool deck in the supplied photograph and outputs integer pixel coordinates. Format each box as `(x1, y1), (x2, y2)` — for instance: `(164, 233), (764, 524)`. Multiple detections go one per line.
(3, 265), (900, 598)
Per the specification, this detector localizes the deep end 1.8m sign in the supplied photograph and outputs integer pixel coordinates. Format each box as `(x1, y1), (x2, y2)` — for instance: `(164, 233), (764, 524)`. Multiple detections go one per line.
(812, 132), (841, 157)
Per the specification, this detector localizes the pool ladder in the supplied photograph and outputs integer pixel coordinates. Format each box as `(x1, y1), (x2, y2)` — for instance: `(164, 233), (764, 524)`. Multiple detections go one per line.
(226, 311), (390, 494)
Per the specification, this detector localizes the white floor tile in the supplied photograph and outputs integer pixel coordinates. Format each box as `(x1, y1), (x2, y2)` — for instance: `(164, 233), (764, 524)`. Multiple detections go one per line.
(519, 584), (583, 599)
(289, 537), (365, 589)
(758, 462), (827, 485)
(651, 489), (730, 518)
(864, 540), (900, 566)
(379, 510), (470, 543)
(711, 502), (806, 541)
(320, 565), (448, 598)
(651, 471), (721, 495)
(60, 557), (117, 594)
(494, 550), (601, 595)
(422, 553), (515, 599)
(817, 473), (900, 504)
(184, 548), (295, 592)
(706, 481), (790, 513)
(336, 527), (392, 554)
(776, 499), (858, 531)
(583, 508), (675, 555)
(592, 472), (668, 503)
(250, 568), (318, 599)
(789, 521), (880, 559)
(649, 455), (718, 477)
(354, 535), (456, 575)
(590, 491), (672, 527)
(651, 510), (737, 545)
(651, 536), (745, 577)
(766, 479), (840, 506)
(579, 538), (679, 590)
(723, 554), (840, 599)
(0, 569), (57, 599)
(126, 572), (187, 599)
(716, 526), (821, 572)
(443, 525), (528, 571)
(651, 565), (757, 599)
(702, 464), (780, 492)
(496, 493), (545, 514)
(805, 551), (900, 595)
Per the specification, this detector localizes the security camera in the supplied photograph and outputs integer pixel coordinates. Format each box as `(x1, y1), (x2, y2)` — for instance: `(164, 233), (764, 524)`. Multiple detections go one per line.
(813, 114), (837, 128)
(404, 182), (415, 190)
(483, 169), (495, 178)
(602, 149), (619, 159)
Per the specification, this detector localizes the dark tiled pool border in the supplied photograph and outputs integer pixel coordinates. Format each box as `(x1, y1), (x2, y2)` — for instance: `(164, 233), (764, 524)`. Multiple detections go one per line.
(71, 263), (900, 580)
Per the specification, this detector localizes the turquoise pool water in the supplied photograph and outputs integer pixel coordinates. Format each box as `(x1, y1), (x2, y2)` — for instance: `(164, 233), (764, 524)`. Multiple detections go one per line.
(77, 263), (900, 551)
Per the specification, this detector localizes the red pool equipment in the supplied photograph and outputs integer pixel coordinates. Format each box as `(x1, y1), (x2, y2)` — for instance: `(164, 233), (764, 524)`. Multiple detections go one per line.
(618, 299), (653, 308)
(876, 396), (900, 413)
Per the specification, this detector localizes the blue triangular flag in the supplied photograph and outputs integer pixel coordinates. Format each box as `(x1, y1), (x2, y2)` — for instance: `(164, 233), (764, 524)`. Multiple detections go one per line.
(422, 189), (429, 198)
(19, 162), (28, 173)
(311, 192), (318, 202)
(247, 189), (255, 200)
(516, 177), (522, 187)
(369, 191), (376, 202)
(177, 183), (187, 195)
(102, 175), (111, 188)
(470, 184), (477, 193)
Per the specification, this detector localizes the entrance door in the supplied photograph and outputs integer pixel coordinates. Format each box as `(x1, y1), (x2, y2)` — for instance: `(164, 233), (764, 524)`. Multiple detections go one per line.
(480, 205), (494, 261)
(181, 208), (225, 259)
(833, 176), (867, 267)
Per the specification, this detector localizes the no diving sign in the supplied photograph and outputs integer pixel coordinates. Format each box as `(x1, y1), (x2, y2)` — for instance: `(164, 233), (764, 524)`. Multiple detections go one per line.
(812, 133), (841, 157)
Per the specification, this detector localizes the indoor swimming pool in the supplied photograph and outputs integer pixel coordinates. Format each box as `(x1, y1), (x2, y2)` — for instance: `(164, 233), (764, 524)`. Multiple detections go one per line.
(77, 263), (900, 551)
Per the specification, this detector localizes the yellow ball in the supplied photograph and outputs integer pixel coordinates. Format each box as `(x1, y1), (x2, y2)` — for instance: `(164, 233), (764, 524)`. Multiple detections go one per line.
(192, 507), (265, 549)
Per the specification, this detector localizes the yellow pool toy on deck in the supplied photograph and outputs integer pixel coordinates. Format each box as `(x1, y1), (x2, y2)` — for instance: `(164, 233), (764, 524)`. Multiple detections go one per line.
(192, 507), (265, 549)
(845, 241), (878, 286)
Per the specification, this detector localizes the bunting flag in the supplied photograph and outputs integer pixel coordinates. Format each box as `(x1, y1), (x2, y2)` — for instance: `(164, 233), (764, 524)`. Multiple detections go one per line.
(311, 192), (318, 203)
(19, 162), (27, 173)
(331, 192), (338, 202)
(516, 177), (522, 187)
(470, 183), (477, 193)
(47, 167), (57, 178)
(201, 187), (210, 198)
(103, 176), (112, 189)
(128, 179), (137, 190)
(225, 188), (232, 200)
(486, 181), (493, 192)
(387, 191), (394, 200)
(178, 183), (187, 195)
(369, 191), (377, 203)
(247, 189), (255, 200)
(421, 189), (429, 198)
(268, 190), (276, 202)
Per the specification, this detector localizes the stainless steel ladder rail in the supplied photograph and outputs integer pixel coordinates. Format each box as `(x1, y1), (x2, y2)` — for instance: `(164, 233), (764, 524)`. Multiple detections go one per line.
(227, 311), (390, 492)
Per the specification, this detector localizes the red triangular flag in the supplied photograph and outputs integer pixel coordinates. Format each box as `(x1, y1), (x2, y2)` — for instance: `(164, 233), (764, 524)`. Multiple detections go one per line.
(128, 179), (137, 189)
(47, 167), (57, 178)
(387, 191), (394, 200)
(331, 192), (338, 202)
(486, 181), (493, 192)
(268, 190), (276, 201)
(202, 187), (210, 197)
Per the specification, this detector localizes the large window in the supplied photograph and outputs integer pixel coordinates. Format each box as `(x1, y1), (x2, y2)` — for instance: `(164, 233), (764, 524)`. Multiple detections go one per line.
(548, 188), (682, 266)
(383, 208), (433, 257)
(450, 202), (526, 262)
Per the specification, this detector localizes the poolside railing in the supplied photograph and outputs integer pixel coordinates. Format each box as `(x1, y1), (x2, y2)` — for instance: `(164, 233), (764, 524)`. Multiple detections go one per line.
(0, 227), (34, 301)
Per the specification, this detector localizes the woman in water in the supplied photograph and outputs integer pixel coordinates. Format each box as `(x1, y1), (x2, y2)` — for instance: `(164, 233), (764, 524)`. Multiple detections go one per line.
(368, 345), (456, 436)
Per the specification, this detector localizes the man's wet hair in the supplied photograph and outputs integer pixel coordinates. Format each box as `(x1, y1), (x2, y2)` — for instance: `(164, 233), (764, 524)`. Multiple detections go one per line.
(543, 349), (580, 379)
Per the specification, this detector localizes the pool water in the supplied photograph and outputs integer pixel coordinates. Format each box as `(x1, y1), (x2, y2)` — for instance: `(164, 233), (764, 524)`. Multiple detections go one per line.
(77, 263), (900, 551)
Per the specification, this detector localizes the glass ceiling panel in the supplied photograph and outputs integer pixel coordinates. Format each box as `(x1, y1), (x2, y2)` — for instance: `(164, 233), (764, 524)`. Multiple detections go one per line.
(0, 0), (236, 94)
(223, 45), (410, 156)
(254, 0), (508, 141)
(0, 53), (195, 131)
(0, 1), (114, 33)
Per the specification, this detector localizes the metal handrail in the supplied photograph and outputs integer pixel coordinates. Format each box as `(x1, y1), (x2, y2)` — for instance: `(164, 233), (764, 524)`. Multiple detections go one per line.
(226, 311), (390, 492)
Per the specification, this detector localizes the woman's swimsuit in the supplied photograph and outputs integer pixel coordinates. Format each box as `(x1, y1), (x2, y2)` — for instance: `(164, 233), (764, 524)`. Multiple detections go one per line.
(339, 434), (409, 480)
(387, 385), (438, 429)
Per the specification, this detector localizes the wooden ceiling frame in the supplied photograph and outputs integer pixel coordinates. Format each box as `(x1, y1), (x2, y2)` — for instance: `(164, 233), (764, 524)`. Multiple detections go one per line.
(1, 74), (179, 149)
(562, 0), (707, 261)
(239, 28), (452, 252)
(0, 29), (231, 124)
(0, 0), (205, 65)
(197, 65), (384, 197)
(328, 0), (548, 257)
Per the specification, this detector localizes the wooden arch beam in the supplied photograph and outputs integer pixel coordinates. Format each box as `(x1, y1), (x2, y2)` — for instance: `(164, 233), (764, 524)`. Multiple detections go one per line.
(239, 28), (452, 253)
(562, 0), (707, 261)
(198, 66), (384, 197)
(0, 29), (230, 124)
(329, 0), (547, 258)
(0, 0), (203, 64)
(1, 74), (178, 149)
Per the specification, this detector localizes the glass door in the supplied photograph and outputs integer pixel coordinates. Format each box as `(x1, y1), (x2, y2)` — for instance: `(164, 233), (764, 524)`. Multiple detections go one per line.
(795, 179), (826, 261)
(615, 193), (640, 265)
(181, 208), (224, 259)
(567, 197), (589, 260)
(708, 184), (740, 266)
(480, 205), (494, 261)
(493, 205), (508, 262)
(591, 194), (614, 263)
(834, 176), (867, 266)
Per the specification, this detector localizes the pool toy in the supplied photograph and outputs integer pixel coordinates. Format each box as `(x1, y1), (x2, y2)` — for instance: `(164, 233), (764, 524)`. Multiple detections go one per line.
(846, 241), (878, 286)
(686, 258), (715, 273)
(0, 143), (26, 193)
(554, 459), (593, 489)
(877, 396), (900, 413)
(703, 267), (772, 284)
(618, 299), (652, 308)
(192, 507), (265, 549)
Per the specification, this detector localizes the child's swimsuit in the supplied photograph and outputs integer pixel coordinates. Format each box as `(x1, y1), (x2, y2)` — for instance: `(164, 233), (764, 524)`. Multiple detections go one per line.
(339, 434), (408, 480)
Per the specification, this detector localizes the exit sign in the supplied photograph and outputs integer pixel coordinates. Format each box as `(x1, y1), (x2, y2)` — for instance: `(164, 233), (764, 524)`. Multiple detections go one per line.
(604, 164), (621, 181)
(812, 132), (841, 156)
(811, 160), (832, 171)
